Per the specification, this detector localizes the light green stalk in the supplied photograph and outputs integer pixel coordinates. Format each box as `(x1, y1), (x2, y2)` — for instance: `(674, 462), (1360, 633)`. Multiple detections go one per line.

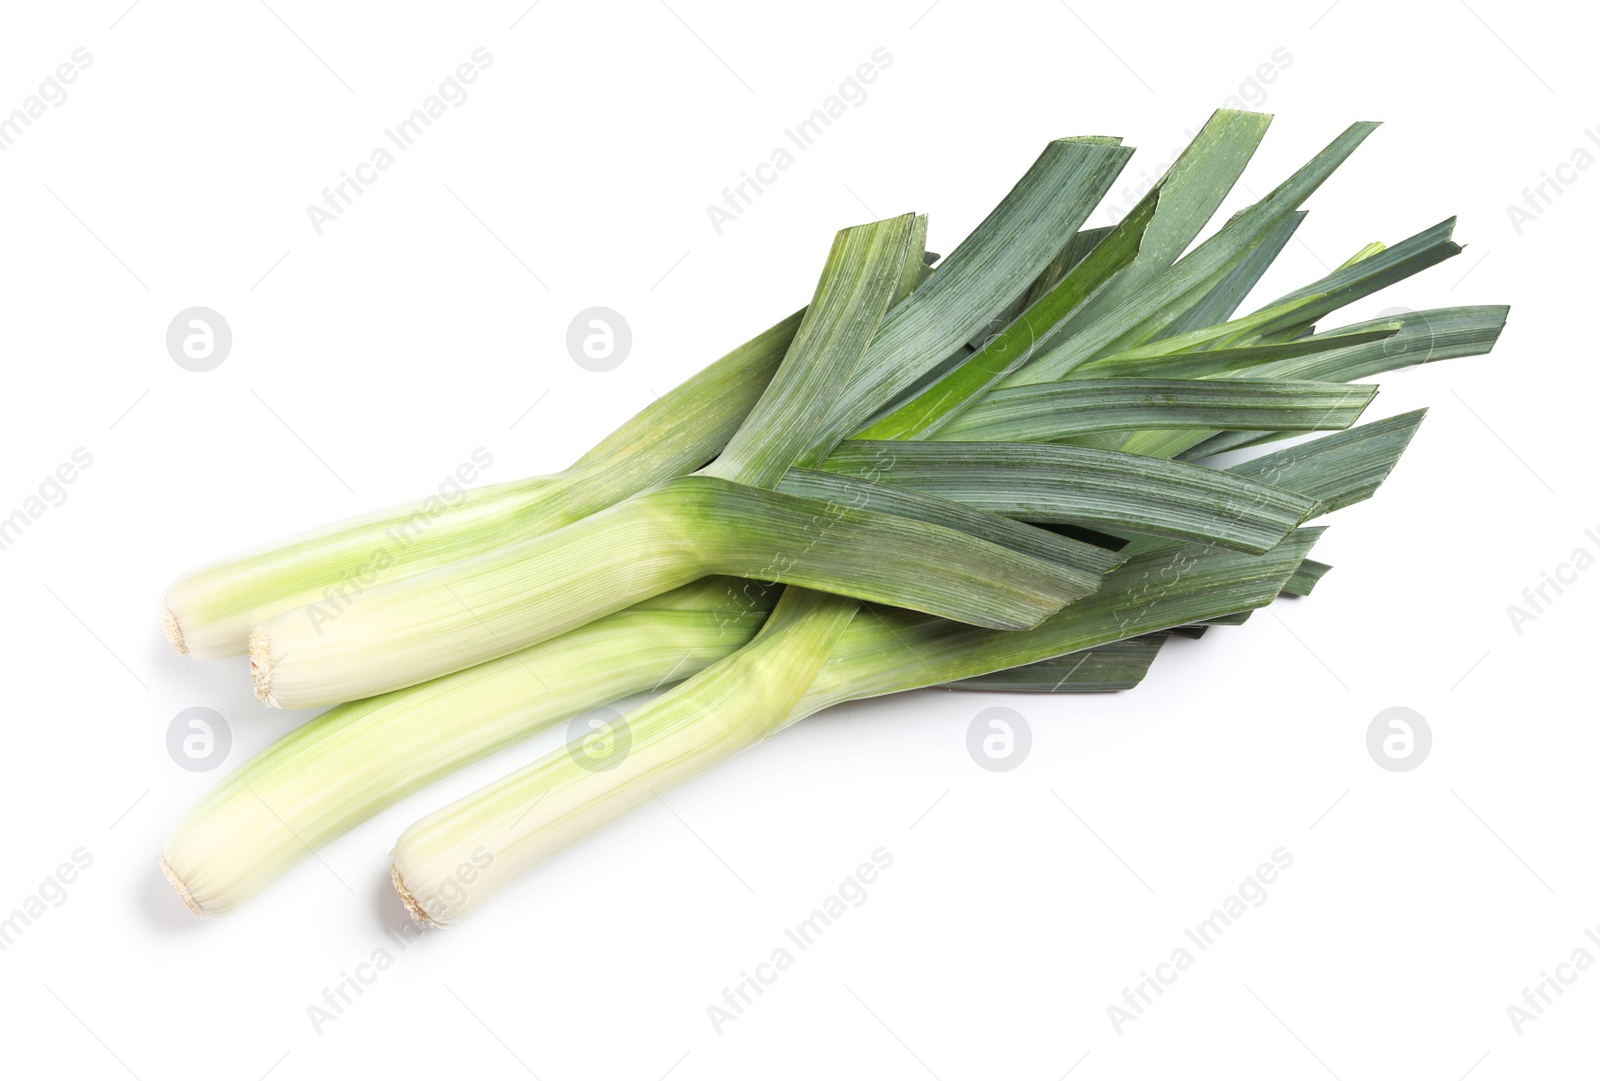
(250, 474), (1100, 707)
(392, 587), (858, 926)
(161, 311), (803, 658)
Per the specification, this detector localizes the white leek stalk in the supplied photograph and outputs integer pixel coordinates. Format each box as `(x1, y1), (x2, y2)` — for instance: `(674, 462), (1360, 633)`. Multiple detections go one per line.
(162, 581), (769, 916)
(392, 588), (858, 926)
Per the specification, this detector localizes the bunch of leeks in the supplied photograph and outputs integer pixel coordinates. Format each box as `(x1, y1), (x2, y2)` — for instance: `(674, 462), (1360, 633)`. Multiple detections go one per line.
(157, 110), (1507, 923)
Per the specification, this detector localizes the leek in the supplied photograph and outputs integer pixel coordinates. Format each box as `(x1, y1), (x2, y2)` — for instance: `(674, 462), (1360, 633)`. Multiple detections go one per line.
(151, 110), (1511, 931)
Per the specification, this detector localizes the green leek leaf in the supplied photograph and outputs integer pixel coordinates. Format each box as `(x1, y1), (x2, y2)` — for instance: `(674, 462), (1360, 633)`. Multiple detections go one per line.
(823, 440), (1319, 552)
(933, 378), (1375, 444)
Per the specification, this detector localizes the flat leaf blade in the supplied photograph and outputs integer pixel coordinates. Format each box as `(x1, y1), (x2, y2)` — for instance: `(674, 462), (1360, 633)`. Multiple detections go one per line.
(822, 440), (1320, 552)
(936, 378), (1376, 443)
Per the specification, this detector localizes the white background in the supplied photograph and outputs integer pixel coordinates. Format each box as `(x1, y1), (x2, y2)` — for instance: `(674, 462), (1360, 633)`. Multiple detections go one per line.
(0, 0), (1594, 1077)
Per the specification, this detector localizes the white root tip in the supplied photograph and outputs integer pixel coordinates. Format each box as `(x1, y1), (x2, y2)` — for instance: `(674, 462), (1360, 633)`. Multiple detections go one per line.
(159, 856), (206, 917)
(248, 627), (280, 708)
(391, 864), (446, 929)
(160, 603), (188, 655)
